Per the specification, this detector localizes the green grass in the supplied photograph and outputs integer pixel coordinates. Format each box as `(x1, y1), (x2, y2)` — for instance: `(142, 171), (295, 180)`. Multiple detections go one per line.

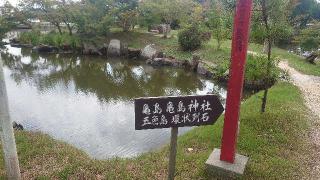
(18, 31), (81, 49)
(104, 29), (231, 66)
(249, 43), (320, 76)
(0, 82), (313, 179)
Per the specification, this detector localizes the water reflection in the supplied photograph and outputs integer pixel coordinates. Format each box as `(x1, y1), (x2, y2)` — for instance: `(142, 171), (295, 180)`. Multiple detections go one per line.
(0, 45), (227, 159)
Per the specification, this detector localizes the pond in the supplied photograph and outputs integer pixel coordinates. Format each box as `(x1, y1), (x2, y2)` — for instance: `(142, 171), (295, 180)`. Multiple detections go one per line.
(0, 44), (227, 159)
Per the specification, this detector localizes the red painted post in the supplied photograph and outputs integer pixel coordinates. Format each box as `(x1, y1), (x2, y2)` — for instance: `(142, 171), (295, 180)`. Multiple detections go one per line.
(220, 0), (253, 163)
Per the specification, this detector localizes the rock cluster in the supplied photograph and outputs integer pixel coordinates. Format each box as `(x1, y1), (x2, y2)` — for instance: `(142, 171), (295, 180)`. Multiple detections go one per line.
(142, 44), (217, 78)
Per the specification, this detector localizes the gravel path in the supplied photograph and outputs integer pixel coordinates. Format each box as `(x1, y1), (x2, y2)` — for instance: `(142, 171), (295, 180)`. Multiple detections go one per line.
(279, 61), (320, 179)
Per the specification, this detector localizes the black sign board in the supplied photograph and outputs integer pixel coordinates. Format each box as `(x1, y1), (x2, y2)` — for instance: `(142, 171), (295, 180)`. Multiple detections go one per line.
(135, 94), (224, 130)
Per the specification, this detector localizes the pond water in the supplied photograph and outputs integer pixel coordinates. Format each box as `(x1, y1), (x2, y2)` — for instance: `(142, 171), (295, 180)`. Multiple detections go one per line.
(0, 44), (227, 159)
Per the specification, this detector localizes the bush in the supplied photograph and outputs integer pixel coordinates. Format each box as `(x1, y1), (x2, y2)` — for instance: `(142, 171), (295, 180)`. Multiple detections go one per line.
(215, 60), (230, 80)
(215, 54), (279, 90)
(178, 25), (202, 51)
(245, 54), (280, 89)
(19, 31), (81, 49)
(19, 30), (41, 45)
(41, 33), (56, 46)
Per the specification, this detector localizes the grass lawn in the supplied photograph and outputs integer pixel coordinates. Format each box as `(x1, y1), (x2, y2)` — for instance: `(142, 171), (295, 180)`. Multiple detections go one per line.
(248, 43), (320, 76)
(104, 28), (231, 66)
(0, 82), (314, 179)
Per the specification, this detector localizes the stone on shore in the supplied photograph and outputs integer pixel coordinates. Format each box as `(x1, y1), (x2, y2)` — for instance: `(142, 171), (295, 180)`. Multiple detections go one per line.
(107, 39), (121, 57)
(141, 44), (158, 60)
(83, 43), (103, 56)
(196, 61), (218, 78)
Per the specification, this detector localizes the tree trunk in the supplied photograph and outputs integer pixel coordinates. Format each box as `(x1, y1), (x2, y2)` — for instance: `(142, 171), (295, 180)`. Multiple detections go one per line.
(261, 88), (268, 113)
(66, 22), (73, 36)
(54, 23), (62, 35)
(217, 39), (221, 50)
(262, 39), (268, 53)
(261, 0), (272, 113)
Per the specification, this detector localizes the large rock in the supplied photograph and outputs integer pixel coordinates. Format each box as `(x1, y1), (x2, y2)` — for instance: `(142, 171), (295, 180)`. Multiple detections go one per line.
(83, 43), (102, 55)
(197, 61), (216, 78)
(107, 39), (121, 57)
(141, 44), (158, 60)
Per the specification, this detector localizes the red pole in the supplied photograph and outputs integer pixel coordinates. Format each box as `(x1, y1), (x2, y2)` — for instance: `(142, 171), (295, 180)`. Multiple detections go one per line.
(220, 0), (253, 163)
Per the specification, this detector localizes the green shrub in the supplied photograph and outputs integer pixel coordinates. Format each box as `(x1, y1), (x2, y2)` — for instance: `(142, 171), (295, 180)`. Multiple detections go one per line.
(19, 30), (41, 45)
(245, 54), (280, 88)
(18, 31), (81, 49)
(215, 60), (230, 79)
(215, 54), (279, 90)
(41, 33), (56, 46)
(178, 25), (202, 51)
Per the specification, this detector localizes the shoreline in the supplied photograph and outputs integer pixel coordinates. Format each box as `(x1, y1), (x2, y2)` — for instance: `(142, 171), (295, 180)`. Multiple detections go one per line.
(0, 82), (314, 179)
(3, 40), (273, 91)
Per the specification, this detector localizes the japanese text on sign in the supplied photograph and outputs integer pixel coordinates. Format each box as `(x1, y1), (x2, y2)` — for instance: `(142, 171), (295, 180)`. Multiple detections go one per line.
(135, 95), (224, 130)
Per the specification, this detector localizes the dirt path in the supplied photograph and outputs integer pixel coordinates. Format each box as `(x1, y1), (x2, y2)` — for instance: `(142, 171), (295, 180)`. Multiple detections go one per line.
(279, 61), (320, 179)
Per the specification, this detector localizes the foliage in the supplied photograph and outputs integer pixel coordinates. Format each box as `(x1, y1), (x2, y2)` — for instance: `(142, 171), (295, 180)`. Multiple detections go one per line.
(251, 0), (294, 45)
(18, 30), (41, 46)
(140, 0), (196, 37)
(0, 17), (11, 41)
(290, 0), (320, 28)
(18, 0), (113, 36)
(19, 31), (81, 48)
(138, 2), (161, 29)
(245, 54), (280, 87)
(295, 21), (320, 51)
(0, 1), (15, 41)
(110, 0), (139, 32)
(214, 59), (230, 79)
(214, 53), (280, 89)
(178, 25), (202, 51)
(19, 0), (64, 34)
(205, 0), (229, 50)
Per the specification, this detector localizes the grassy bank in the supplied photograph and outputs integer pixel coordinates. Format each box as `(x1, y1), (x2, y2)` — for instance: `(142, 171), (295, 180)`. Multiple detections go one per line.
(105, 28), (231, 66)
(0, 82), (313, 179)
(104, 29), (320, 77)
